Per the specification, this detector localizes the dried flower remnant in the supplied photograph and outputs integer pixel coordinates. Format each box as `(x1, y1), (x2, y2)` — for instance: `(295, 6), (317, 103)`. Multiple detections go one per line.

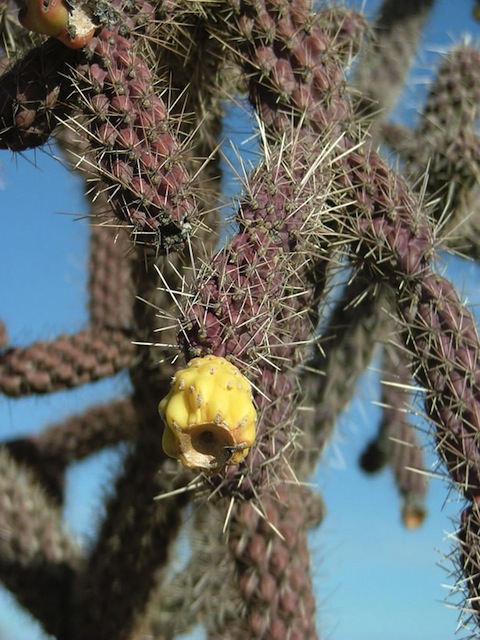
(159, 355), (257, 471)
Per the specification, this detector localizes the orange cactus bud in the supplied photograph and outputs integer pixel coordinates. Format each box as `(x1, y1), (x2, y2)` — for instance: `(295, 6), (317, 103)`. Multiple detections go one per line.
(401, 498), (427, 530)
(159, 355), (257, 472)
(18, 0), (69, 37)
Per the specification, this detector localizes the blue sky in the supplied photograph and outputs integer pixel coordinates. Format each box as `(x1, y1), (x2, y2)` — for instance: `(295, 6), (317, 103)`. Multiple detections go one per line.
(1, 1), (480, 638)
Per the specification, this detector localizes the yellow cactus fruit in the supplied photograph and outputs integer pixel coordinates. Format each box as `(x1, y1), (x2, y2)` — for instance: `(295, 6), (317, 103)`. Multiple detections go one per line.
(159, 355), (257, 472)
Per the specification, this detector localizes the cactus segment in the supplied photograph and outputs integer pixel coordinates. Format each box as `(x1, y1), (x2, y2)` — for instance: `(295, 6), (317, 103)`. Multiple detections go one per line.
(159, 356), (257, 472)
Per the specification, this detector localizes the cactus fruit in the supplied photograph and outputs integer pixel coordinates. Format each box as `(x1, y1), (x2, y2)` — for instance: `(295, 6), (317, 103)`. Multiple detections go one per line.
(18, 0), (96, 49)
(18, 0), (69, 37)
(401, 497), (427, 530)
(159, 356), (257, 471)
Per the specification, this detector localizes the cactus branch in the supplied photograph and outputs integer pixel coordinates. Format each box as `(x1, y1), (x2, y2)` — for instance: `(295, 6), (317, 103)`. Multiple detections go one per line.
(0, 328), (135, 396)
(0, 448), (81, 638)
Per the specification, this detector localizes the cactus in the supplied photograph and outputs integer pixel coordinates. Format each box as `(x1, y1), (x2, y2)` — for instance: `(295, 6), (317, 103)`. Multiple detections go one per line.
(1, 0), (480, 638)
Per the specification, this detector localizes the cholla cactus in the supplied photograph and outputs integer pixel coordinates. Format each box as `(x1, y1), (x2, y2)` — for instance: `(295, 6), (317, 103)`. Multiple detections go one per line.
(1, 0), (480, 638)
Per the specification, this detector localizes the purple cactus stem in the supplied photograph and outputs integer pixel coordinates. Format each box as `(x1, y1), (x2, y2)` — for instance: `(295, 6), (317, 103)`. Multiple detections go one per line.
(71, 28), (198, 250)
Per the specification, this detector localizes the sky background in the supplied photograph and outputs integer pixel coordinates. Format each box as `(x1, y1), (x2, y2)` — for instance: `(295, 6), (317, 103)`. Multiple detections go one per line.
(1, 1), (480, 638)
